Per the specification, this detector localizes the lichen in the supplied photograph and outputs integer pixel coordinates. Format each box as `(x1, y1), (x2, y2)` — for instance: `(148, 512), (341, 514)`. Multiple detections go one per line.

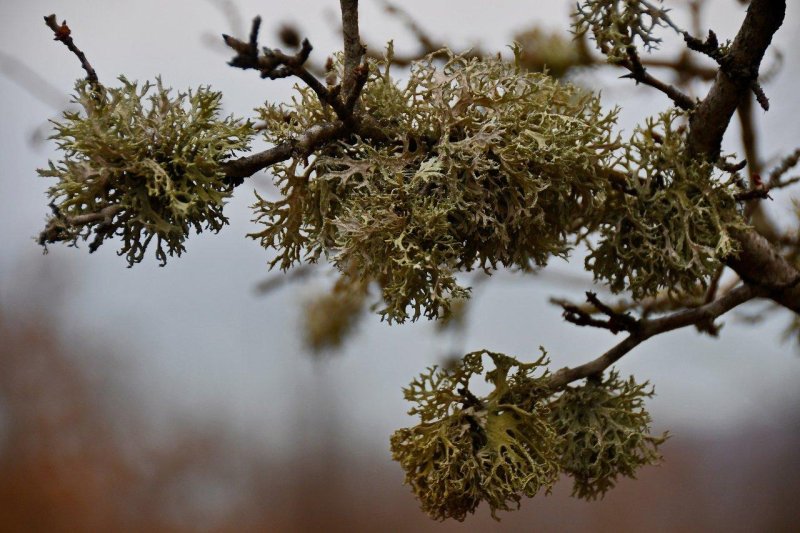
(587, 110), (747, 298)
(251, 48), (619, 322)
(549, 371), (668, 500)
(390, 349), (559, 521)
(303, 275), (368, 352)
(574, 0), (677, 63)
(39, 77), (253, 265)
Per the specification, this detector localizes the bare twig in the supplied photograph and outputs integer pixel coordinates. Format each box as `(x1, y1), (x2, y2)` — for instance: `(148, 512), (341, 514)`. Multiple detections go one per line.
(560, 291), (640, 334)
(43, 14), (99, 87)
(221, 6), (376, 186)
(618, 46), (696, 110)
(548, 284), (761, 389)
(768, 147), (800, 187)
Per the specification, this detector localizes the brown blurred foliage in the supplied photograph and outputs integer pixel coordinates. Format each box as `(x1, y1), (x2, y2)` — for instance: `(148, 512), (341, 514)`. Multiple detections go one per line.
(1, 267), (799, 532)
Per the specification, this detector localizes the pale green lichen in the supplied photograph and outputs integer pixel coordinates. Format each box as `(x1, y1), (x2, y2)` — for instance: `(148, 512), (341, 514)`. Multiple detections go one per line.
(574, 0), (678, 63)
(587, 110), (747, 298)
(390, 350), (559, 521)
(251, 48), (619, 322)
(549, 371), (668, 500)
(39, 77), (253, 265)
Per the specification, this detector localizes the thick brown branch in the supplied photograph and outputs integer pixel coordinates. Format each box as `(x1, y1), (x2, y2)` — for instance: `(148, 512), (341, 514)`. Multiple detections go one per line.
(548, 284), (760, 389)
(680, 0), (799, 312)
(687, 0), (785, 159)
(339, 0), (365, 99)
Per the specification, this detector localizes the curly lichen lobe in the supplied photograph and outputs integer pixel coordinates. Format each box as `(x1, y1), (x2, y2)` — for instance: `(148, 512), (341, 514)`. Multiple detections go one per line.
(390, 350), (560, 521)
(39, 77), (253, 265)
(252, 48), (619, 323)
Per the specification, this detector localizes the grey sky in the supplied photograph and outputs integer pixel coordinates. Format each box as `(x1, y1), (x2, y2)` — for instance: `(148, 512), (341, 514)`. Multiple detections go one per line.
(1, 0), (799, 457)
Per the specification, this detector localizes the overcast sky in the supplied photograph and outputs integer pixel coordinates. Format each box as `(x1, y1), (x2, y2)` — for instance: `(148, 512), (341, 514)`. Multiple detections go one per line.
(1, 0), (799, 458)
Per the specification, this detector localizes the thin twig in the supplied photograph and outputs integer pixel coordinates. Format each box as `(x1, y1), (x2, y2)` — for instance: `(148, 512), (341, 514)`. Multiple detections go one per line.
(548, 284), (761, 389)
(43, 14), (99, 87)
(619, 46), (696, 110)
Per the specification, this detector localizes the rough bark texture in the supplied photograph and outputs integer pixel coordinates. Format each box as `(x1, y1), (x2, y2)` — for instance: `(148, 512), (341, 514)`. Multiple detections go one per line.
(686, 0), (799, 312)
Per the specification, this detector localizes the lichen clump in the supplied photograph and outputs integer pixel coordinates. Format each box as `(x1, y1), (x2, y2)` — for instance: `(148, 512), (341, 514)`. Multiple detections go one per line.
(390, 350), (559, 520)
(574, 0), (676, 63)
(392, 351), (666, 519)
(587, 110), (746, 298)
(251, 48), (619, 322)
(39, 77), (252, 265)
(549, 371), (667, 499)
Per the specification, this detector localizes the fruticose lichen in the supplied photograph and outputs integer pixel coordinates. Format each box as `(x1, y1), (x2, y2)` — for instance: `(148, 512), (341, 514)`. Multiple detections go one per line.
(587, 110), (747, 298)
(574, 0), (678, 64)
(549, 371), (667, 499)
(251, 47), (619, 322)
(39, 77), (252, 265)
(390, 350), (559, 521)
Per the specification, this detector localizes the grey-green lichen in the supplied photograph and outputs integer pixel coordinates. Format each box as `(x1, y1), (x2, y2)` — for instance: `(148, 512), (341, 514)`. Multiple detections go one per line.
(391, 351), (668, 519)
(303, 275), (368, 352)
(39, 77), (252, 265)
(251, 47), (619, 322)
(587, 110), (747, 298)
(574, 0), (678, 63)
(390, 350), (559, 520)
(549, 371), (667, 500)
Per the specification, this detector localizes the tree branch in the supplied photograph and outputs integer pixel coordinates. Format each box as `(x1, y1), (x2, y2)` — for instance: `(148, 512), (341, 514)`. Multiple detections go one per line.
(548, 284), (761, 390)
(339, 0), (365, 101)
(679, 0), (800, 312)
(43, 14), (99, 87)
(618, 47), (696, 110)
(222, 122), (345, 184)
(687, 0), (785, 159)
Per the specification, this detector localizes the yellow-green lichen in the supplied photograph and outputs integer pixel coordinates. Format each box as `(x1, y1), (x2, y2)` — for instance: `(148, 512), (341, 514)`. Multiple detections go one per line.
(39, 77), (253, 265)
(390, 350), (559, 520)
(549, 371), (668, 500)
(251, 48), (619, 322)
(587, 110), (747, 298)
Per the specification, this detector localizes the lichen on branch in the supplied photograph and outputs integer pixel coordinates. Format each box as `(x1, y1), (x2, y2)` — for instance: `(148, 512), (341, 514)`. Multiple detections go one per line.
(549, 371), (667, 500)
(390, 350), (559, 521)
(251, 47), (620, 322)
(390, 349), (665, 519)
(39, 77), (253, 265)
(587, 110), (748, 298)
(574, 0), (680, 63)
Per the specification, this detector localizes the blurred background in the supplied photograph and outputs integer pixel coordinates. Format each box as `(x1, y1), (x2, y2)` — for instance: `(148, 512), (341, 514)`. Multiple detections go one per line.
(1, 0), (799, 531)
